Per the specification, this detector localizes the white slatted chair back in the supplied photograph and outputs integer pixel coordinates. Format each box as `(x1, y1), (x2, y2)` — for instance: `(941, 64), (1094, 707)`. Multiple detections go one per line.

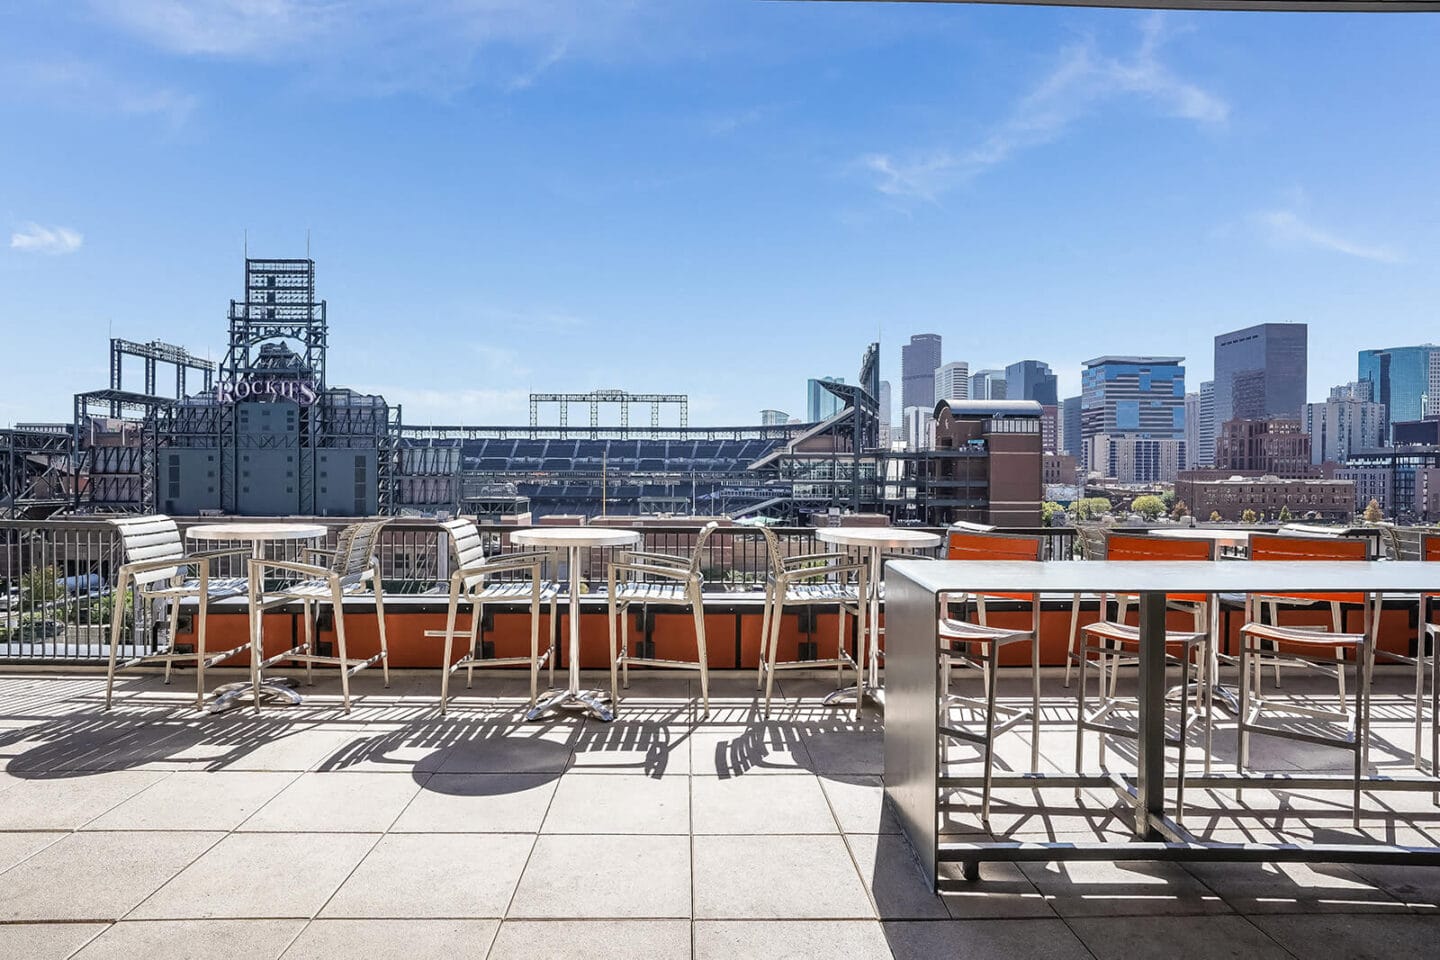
(441, 518), (487, 569)
(330, 520), (388, 588)
(687, 522), (720, 576)
(757, 525), (787, 581)
(110, 515), (185, 588)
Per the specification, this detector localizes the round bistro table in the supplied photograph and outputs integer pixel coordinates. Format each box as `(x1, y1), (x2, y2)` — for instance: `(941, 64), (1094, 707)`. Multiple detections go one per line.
(816, 526), (943, 707)
(510, 527), (642, 722)
(185, 522), (329, 713)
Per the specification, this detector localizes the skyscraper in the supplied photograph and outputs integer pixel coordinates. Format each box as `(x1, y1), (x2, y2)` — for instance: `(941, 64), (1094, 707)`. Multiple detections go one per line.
(1062, 396), (1082, 460)
(878, 380), (892, 447)
(970, 369), (1007, 401)
(1213, 323), (1308, 426)
(760, 409), (789, 426)
(900, 334), (942, 411)
(933, 362), (969, 403)
(1184, 391), (1201, 468)
(1005, 360), (1058, 405)
(1358, 344), (1440, 438)
(1198, 380), (1216, 467)
(1306, 390), (1385, 465)
(1081, 355), (1186, 479)
(806, 377), (845, 422)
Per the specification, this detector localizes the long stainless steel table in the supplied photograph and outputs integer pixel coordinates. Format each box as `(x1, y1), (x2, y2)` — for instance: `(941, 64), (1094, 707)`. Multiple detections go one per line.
(884, 559), (1440, 889)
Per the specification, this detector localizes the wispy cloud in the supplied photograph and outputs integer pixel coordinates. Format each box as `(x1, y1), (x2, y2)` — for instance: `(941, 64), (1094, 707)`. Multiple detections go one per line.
(861, 14), (1228, 201)
(87, 0), (660, 96)
(1252, 208), (1401, 263)
(0, 58), (197, 128)
(10, 223), (84, 255)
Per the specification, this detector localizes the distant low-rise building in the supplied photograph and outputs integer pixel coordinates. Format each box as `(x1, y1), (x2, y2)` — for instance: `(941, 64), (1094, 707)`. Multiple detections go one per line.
(924, 399), (1043, 526)
(1216, 418), (1315, 478)
(1174, 475), (1355, 522)
(1086, 434), (1185, 484)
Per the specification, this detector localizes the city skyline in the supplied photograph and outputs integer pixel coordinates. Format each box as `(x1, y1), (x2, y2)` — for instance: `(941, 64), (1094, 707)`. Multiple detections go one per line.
(2, 5), (1439, 427)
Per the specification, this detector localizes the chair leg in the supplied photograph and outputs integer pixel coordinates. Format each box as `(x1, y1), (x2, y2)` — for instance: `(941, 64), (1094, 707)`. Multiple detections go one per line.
(465, 602), (481, 690)
(607, 581), (620, 717)
(1177, 645), (1191, 823)
(374, 579), (390, 688)
(1029, 617), (1040, 772)
(692, 582), (710, 719)
(763, 595), (783, 719)
(758, 583), (773, 690)
(1237, 635), (1251, 803)
(163, 598), (180, 685)
(1074, 631), (1089, 801)
(982, 643), (999, 828)
(303, 599), (314, 686)
(1353, 644), (1367, 829)
(529, 591), (542, 708)
(332, 585), (351, 713)
(105, 572), (129, 710)
(548, 598), (558, 688)
(195, 591), (209, 709)
(621, 602), (631, 690)
(439, 588), (458, 717)
(1064, 593), (1080, 688)
(249, 570), (263, 714)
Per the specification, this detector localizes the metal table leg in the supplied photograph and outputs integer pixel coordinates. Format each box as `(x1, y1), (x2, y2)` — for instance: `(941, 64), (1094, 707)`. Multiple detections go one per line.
(207, 540), (306, 714)
(527, 544), (613, 722)
(826, 544), (885, 708)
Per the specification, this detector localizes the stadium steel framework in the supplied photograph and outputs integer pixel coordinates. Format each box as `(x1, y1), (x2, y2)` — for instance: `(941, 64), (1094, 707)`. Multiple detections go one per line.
(0, 425), (72, 519)
(108, 339), (213, 417)
(528, 390), (688, 438)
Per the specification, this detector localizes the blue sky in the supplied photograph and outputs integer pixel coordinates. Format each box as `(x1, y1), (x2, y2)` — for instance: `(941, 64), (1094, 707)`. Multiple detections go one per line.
(2, 2), (1438, 427)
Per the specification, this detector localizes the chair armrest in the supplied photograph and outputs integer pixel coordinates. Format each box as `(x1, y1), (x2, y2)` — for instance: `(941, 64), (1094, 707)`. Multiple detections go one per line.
(609, 562), (695, 583)
(451, 556), (544, 582)
(305, 547), (336, 562)
(780, 560), (867, 584)
(249, 558), (332, 580)
(782, 551), (851, 568)
(622, 551), (691, 568)
(120, 548), (248, 577)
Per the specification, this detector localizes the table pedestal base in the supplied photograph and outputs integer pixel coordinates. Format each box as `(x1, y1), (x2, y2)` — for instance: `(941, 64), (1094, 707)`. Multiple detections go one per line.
(206, 677), (302, 714)
(526, 687), (613, 722)
(823, 684), (886, 709)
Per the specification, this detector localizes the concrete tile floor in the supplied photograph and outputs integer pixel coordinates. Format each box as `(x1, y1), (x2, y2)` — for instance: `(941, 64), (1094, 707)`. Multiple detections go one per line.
(0, 667), (1439, 957)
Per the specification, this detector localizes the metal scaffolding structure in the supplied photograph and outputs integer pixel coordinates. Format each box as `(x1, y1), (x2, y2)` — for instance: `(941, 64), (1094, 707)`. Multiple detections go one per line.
(0, 426), (72, 519)
(529, 390), (688, 439)
(71, 390), (175, 514)
(109, 338), (214, 415)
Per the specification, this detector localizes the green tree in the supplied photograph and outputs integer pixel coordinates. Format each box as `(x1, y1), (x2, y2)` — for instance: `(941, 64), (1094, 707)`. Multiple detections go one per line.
(1277, 504), (1293, 522)
(1161, 490), (1177, 510)
(1171, 499), (1190, 521)
(1040, 502), (1064, 528)
(1130, 495), (1166, 521)
(1364, 498), (1384, 523)
(1209, 510), (1223, 523)
(1241, 508), (1258, 523)
(19, 565), (61, 609)
(1071, 497), (1112, 522)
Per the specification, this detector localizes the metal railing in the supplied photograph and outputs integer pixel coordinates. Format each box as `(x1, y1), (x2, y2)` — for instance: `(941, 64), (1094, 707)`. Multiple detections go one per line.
(26, 515), (1394, 664)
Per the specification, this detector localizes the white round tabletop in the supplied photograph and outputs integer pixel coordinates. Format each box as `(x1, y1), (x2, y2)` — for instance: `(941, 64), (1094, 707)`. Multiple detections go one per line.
(816, 527), (942, 549)
(185, 522), (329, 542)
(511, 527), (642, 548)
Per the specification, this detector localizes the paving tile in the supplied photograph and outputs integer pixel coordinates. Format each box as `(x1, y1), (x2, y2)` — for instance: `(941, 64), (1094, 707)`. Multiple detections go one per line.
(240, 772), (424, 832)
(427, 727), (577, 774)
(694, 920), (892, 960)
(693, 834), (872, 919)
(389, 774), (558, 833)
(0, 831), (223, 921)
(568, 721), (691, 775)
(488, 919), (690, 960)
(0, 770), (169, 829)
(542, 771), (689, 834)
(508, 834), (691, 919)
(73, 919), (306, 959)
(692, 774), (837, 834)
(1068, 915), (1295, 960)
(1343, 861), (1440, 910)
(1253, 912), (1440, 960)
(1018, 855), (1232, 917)
(212, 725), (367, 772)
(690, 724), (813, 776)
(0, 922), (108, 960)
(282, 918), (497, 958)
(820, 774), (901, 833)
(86, 771), (297, 831)
(797, 723), (885, 776)
(1183, 859), (1406, 914)
(0, 830), (66, 873)
(322, 833), (534, 918)
(938, 860), (1059, 919)
(846, 832), (951, 919)
(131, 832), (379, 919)
(884, 917), (1096, 960)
